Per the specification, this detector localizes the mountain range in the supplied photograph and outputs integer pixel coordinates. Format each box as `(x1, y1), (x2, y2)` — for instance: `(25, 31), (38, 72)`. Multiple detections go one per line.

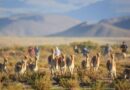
(51, 16), (130, 37)
(0, 14), (130, 37)
(0, 14), (80, 36)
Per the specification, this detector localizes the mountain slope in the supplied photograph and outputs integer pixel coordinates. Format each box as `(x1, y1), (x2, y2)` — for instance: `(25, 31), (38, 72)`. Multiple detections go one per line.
(51, 16), (130, 37)
(100, 16), (130, 30)
(0, 14), (80, 36)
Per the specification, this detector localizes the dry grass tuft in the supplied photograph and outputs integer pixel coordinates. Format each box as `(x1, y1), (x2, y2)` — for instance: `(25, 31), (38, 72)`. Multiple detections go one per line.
(113, 80), (130, 90)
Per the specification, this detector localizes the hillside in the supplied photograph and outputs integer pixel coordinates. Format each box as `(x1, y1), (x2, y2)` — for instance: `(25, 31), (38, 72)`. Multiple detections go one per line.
(51, 16), (130, 37)
(0, 14), (80, 36)
(100, 16), (130, 30)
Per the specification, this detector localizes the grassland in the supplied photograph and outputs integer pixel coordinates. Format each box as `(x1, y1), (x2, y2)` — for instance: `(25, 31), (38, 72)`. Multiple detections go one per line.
(0, 37), (130, 90)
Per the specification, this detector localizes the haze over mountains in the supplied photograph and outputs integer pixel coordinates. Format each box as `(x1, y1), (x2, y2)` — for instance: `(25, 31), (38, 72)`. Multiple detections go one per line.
(51, 16), (130, 37)
(0, 14), (80, 36)
(0, 14), (130, 37)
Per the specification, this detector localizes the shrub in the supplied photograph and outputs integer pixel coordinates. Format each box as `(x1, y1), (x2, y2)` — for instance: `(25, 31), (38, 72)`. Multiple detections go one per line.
(113, 80), (130, 90)
(22, 71), (46, 84)
(57, 73), (79, 89)
(5, 83), (23, 90)
(0, 82), (24, 90)
(91, 81), (106, 90)
(0, 73), (9, 83)
(77, 69), (91, 86)
(34, 73), (52, 90)
(59, 78), (79, 90)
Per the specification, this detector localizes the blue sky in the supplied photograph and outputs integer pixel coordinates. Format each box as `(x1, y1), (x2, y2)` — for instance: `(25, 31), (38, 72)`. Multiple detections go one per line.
(0, 0), (130, 23)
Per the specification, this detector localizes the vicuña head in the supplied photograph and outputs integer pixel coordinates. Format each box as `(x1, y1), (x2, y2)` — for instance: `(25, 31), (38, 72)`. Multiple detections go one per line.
(97, 52), (101, 57)
(24, 55), (28, 59)
(86, 54), (89, 58)
(110, 53), (115, 59)
(71, 54), (75, 58)
(51, 48), (55, 54)
(35, 56), (38, 61)
(3, 56), (8, 63)
(61, 53), (65, 58)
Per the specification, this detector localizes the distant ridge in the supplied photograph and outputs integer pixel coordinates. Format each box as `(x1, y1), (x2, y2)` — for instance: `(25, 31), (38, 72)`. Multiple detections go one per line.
(50, 16), (130, 37)
(0, 14), (80, 36)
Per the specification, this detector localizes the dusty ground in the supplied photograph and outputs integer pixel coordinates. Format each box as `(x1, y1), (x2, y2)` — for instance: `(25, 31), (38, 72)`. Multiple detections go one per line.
(0, 37), (130, 47)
